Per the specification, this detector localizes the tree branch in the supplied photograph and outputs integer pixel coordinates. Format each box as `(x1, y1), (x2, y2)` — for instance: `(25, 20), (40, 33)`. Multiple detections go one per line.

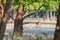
(23, 10), (30, 18)
(37, 3), (45, 11)
(22, 11), (34, 20)
(22, 3), (45, 20)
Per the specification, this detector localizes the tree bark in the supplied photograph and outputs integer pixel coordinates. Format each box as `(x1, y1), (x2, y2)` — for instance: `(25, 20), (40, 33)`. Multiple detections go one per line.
(0, 22), (6, 40)
(0, 0), (12, 40)
(13, 4), (24, 36)
(54, 5), (60, 40)
(14, 19), (23, 36)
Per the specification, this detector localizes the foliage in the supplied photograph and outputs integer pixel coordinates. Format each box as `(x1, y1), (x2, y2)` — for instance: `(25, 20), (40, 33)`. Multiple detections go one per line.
(1, 0), (59, 11)
(1, 0), (6, 6)
(9, 32), (13, 37)
(49, 0), (59, 11)
(36, 36), (42, 40)
(14, 33), (20, 37)
(9, 32), (21, 38)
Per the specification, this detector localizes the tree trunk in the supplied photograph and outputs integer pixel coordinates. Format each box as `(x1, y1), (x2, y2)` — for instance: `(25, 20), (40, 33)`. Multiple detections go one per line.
(43, 11), (46, 20)
(54, 5), (60, 40)
(50, 11), (52, 20)
(0, 22), (6, 40)
(14, 19), (23, 36)
(46, 11), (49, 20)
(13, 4), (24, 37)
(0, 0), (12, 40)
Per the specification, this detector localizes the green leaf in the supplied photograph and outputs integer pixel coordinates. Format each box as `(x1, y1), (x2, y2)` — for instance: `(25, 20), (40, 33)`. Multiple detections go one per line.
(36, 36), (42, 40)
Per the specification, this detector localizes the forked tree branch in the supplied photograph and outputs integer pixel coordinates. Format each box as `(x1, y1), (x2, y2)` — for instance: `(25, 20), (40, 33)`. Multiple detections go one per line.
(23, 10), (30, 18)
(22, 3), (45, 20)
(22, 11), (34, 20)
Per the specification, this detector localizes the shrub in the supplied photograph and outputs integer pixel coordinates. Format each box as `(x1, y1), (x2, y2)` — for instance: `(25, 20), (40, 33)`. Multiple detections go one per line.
(36, 36), (42, 40)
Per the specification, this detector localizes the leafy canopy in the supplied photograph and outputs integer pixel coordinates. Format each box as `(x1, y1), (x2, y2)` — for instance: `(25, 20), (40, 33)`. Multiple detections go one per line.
(1, 0), (59, 11)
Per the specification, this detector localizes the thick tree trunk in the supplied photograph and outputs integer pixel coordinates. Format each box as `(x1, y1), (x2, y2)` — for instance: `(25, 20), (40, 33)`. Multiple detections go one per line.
(54, 5), (60, 40)
(14, 19), (23, 36)
(0, 0), (12, 40)
(0, 22), (6, 40)
(13, 4), (24, 37)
